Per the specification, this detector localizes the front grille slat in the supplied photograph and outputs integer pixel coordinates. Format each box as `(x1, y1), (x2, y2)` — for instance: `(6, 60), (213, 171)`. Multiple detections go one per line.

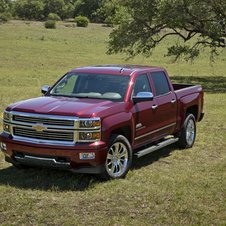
(13, 115), (74, 127)
(14, 127), (74, 142)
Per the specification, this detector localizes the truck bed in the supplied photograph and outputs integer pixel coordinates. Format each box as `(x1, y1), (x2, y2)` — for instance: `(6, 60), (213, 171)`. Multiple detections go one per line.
(172, 83), (199, 91)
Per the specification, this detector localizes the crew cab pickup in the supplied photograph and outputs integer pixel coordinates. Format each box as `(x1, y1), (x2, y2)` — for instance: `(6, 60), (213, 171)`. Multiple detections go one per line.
(1, 65), (204, 179)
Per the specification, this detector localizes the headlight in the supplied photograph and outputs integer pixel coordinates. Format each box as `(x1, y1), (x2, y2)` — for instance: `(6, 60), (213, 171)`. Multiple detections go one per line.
(3, 111), (10, 121)
(79, 119), (100, 128)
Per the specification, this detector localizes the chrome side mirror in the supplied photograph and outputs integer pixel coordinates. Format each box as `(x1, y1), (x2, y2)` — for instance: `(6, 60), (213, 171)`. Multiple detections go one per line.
(41, 85), (50, 94)
(132, 92), (154, 104)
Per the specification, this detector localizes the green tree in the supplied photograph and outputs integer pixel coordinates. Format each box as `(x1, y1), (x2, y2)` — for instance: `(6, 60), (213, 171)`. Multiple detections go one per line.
(95, 0), (121, 24)
(43, 0), (65, 18)
(15, 0), (45, 20)
(107, 0), (226, 61)
(0, 0), (16, 17)
(61, 2), (74, 20)
(0, 0), (11, 13)
(73, 0), (101, 21)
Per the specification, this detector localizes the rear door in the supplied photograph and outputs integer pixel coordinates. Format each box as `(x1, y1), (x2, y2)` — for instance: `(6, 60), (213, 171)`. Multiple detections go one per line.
(149, 71), (177, 138)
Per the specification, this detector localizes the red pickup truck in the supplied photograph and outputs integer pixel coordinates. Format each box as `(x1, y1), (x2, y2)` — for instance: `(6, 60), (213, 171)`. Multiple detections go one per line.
(1, 65), (204, 179)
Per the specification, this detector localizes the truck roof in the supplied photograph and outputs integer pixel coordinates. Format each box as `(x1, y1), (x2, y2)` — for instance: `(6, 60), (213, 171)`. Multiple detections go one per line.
(69, 64), (163, 76)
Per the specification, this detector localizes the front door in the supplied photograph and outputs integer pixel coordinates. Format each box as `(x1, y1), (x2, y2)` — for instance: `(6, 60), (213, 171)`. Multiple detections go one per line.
(131, 73), (160, 148)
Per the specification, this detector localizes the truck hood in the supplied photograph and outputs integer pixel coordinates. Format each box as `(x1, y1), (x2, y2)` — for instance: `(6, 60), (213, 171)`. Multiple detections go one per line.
(6, 96), (125, 118)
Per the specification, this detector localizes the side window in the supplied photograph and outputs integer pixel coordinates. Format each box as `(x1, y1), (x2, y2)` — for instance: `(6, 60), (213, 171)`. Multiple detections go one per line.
(150, 71), (170, 96)
(133, 74), (151, 96)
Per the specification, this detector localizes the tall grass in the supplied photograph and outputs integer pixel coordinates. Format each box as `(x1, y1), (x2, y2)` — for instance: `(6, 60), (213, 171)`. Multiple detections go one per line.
(0, 20), (226, 225)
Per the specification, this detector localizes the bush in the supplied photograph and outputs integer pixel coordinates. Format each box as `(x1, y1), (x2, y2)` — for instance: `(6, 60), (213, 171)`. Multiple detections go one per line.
(0, 12), (12, 22)
(74, 16), (90, 27)
(48, 13), (61, 21)
(44, 20), (56, 29)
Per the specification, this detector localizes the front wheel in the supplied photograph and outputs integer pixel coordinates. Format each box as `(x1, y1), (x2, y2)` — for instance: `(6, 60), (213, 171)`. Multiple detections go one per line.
(177, 114), (196, 149)
(100, 134), (132, 180)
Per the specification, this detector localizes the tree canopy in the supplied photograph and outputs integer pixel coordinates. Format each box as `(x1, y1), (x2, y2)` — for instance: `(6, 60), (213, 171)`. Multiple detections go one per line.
(1, 0), (102, 21)
(106, 0), (226, 61)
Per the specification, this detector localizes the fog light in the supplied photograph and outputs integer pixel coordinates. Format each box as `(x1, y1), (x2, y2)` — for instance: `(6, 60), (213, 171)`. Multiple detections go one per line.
(3, 123), (10, 133)
(79, 132), (100, 140)
(81, 132), (92, 140)
(79, 153), (95, 160)
(1, 142), (7, 151)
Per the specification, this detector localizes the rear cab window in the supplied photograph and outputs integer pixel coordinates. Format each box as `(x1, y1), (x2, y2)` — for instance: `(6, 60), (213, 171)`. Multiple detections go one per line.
(150, 71), (171, 97)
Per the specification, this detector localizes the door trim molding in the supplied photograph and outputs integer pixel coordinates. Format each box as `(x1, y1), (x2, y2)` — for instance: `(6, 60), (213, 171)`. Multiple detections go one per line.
(135, 122), (176, 140)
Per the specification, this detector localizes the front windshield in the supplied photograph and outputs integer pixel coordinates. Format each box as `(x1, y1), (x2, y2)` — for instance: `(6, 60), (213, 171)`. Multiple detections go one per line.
(48, 73), (130, 102)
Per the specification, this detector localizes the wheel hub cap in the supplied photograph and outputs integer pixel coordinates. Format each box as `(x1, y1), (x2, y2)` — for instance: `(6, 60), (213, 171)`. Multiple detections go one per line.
(186, 119), (195, 146)
(107, 142), (128, 176)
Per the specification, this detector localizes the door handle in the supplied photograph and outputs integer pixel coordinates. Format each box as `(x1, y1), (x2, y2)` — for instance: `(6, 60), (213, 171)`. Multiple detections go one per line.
(152, 105), (158, 110)
(171, 99), (176, 104)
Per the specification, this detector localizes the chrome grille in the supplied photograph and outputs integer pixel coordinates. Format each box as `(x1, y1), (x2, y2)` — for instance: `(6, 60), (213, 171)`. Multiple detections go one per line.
(14, 127), (74, 142)
(8, 111), (79, 145)
(4, 111), (100, 146)
(13, 115), (74, 126)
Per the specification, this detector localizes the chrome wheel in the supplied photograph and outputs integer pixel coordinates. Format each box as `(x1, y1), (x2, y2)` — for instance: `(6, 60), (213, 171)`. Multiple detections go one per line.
(99, 134), (132, 180)
(186, 118), (195, 146)
(107, 142), (128, 177)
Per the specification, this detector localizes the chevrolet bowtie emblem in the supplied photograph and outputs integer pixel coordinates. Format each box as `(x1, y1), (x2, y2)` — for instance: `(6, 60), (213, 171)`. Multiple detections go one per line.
(32, 124), (46, 131)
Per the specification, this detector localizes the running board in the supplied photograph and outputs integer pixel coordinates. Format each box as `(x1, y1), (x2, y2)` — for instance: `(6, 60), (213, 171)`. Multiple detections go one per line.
(134, 137), (179, 158)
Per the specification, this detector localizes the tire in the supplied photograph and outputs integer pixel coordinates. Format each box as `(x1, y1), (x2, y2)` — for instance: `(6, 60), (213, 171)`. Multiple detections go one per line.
(100, 134), (132, 180)
(177, 114), (196, 149)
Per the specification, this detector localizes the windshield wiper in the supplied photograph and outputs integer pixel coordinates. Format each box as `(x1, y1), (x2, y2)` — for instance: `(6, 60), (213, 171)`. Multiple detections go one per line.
(76, 96), (103, 99)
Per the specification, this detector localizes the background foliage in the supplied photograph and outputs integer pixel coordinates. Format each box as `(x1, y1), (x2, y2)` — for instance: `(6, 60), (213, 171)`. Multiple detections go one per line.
(106, 0), (226, 61)
(0, 0), (103, 21)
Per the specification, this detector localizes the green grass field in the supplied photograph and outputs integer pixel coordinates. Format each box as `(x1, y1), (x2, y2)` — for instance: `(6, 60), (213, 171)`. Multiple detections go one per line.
(0, 20), (226, 225)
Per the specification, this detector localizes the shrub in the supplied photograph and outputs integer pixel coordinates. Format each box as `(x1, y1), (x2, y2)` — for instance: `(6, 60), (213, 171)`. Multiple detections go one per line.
(0, 12), (12, 22)
(48, 13), (61, 21)
(44, 20), (56, 29)
(74, 16), (90, 27)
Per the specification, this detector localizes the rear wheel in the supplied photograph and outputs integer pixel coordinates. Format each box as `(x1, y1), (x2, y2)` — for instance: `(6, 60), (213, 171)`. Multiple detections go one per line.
(100, 134), (132, 180)
(177, 114), (196, 149)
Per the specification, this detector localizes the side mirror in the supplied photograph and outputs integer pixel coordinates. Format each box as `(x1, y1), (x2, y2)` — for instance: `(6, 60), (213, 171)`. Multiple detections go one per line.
(41, 85), (50, 94)
(132, 92), (154, 104)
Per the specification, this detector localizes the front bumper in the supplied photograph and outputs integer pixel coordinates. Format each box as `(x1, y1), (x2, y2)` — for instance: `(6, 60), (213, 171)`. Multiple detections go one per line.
(0, 132), (107, 174)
